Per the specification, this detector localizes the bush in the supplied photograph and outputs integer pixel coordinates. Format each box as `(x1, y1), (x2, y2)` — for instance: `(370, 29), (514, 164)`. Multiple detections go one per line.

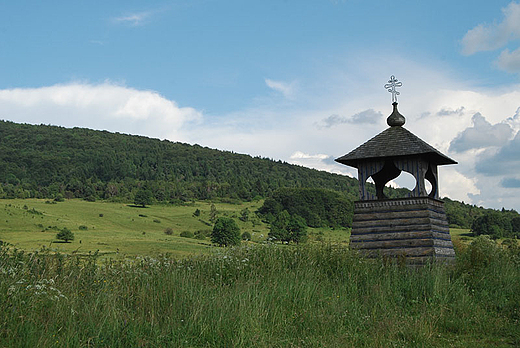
(164, 228), (174, 235)
(241, 231), (252, 241)
(239, 208), (250, 222)
(180, 231), (194, 238)
(84, 196), (96, 202)
(153, 219), (161, 224)
(56, 228), (74, 242)
(53, 194), (64, 202)
(194, 229), (211, 240)
(211, 217), (241, 246)
(78, 225), (88, 231)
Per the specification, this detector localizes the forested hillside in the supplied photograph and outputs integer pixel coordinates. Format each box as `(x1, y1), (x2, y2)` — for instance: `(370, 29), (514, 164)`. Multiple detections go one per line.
(0, 120), (360, 202)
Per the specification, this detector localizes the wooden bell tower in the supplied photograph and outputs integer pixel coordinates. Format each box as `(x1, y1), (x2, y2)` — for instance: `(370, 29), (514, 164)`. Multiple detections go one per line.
(335, 76), (457, 264)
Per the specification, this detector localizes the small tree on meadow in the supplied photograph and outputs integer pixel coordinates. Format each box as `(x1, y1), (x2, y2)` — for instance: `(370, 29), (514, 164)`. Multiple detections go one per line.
(134, 188), (153, 207)
(268, 210), (291, 242)
(211, 217), (241, 246)
(287, 214), (308, 244)
(268, 210), (307, 244)
(56, 228), (74, 243)
(209, 204), (218, 223)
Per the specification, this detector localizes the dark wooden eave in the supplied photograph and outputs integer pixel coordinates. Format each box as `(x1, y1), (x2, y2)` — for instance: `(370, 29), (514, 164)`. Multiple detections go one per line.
(335, 126), (457, 169)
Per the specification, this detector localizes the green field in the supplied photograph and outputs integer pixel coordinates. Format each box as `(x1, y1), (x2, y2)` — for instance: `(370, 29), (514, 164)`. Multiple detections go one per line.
(0, 199), (350, 258)
(2, 199), (519, 347)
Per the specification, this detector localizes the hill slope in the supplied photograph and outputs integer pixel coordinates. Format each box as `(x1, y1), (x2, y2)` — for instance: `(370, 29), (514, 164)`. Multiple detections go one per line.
(0, 120), (365, 202)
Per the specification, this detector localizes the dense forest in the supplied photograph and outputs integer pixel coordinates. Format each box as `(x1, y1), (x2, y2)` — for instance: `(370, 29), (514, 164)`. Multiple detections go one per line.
(0, 120), (518, 236)
(0, 120), (359, 202)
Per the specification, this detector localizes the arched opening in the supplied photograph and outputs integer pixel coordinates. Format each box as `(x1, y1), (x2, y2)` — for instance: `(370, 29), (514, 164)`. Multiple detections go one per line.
(388, 170), (418, 197)
(425, 180), (432, 195)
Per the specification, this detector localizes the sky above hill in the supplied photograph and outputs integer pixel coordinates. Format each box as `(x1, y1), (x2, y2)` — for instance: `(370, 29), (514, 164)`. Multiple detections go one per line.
(1, 0), (520, 211)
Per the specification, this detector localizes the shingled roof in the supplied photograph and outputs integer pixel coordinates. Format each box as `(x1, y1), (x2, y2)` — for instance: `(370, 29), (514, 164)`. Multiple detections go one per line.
(335, 125), (457, 168)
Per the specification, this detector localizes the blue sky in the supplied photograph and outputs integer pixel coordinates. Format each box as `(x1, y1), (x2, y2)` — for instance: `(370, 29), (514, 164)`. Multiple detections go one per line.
(1, 0), (520, 211)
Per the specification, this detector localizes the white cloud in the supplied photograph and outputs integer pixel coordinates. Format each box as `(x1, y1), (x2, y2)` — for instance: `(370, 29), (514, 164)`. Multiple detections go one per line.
(265, 79), (296, 99)
(439, 167), (480, 203)
(318, 109), (383, 128)
(113, 11), (151, 26)
(496, 47), (520, 72)
(290, 151), (329, 160)
(0, 82), (202, 142)
(288, 151), (354, 176)
(461, 1), (520, 55)
(449, 113), (513, 152)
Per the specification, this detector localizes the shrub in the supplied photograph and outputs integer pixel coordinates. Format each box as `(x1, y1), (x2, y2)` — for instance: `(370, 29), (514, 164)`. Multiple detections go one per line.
(193, 209), (201, 217)
(180, 231), (194, 238)
(239, 208), (250, 222)
(99, 213), (104, 217)
(153, 219), (161, 223)
(211, 217), (241, 246)
(78, 225), (88, 231)
(164, 228), (174, 235)
(241, 231), (252, 241)
(194, 229), (211, 240)
(54, 194), (64, 202)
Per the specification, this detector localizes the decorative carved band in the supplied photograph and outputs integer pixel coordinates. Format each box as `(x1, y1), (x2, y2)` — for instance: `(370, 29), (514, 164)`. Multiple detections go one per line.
(354, 197), (444, 210)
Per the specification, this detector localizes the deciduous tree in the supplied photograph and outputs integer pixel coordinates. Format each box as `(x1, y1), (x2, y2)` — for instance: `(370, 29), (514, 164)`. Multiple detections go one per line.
(211, 217), (241, 246)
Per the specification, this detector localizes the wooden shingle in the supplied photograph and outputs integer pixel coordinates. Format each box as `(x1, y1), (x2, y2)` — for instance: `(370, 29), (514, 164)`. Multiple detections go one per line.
(335, 126), (457, 168)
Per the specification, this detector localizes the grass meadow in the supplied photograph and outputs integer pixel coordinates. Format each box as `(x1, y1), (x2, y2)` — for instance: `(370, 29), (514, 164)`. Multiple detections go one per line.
(0, 199), (349, 260)
(1, 240), (519, 347)
(2, 199), (519, 347)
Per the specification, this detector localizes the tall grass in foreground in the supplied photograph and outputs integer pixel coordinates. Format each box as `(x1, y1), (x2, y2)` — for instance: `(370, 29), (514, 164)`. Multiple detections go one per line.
(1, 238), (519, 347)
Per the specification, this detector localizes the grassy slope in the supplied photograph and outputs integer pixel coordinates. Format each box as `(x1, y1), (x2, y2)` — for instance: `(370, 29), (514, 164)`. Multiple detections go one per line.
(0, 199), (349, 258)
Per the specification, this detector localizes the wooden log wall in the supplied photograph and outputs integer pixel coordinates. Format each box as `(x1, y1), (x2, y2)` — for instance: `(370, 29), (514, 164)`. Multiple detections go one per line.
(350, 197), (455, 263)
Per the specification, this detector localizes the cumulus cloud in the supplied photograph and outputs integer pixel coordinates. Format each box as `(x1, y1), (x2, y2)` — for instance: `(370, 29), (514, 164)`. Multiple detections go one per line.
(265, 79), (296, 99)
(505, 107), (520, 132)
(449, 113), (513, 152)
(113, 11), (151, 26)
(461, 1), (520, 55)
(475, 130), (520, 176)
(0, 82), (202, 141)
(318, 109), (382, 128)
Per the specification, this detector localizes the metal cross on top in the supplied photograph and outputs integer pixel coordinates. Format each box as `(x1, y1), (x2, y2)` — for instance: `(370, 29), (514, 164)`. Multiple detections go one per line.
(384, 75), (402, 103)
